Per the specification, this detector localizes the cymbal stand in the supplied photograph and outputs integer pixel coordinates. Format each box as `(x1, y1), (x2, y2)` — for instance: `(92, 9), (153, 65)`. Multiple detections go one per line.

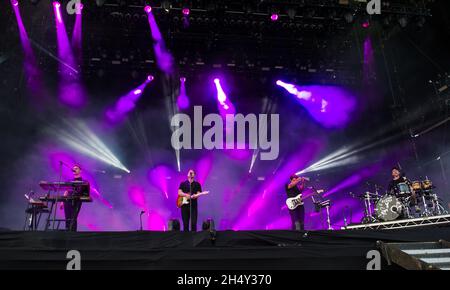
(421, 194), (431, 217)
(363, 192), (377, 223)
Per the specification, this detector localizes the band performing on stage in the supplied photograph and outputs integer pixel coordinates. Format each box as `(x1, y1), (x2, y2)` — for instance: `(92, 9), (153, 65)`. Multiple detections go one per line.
(23, 162), (448, 232)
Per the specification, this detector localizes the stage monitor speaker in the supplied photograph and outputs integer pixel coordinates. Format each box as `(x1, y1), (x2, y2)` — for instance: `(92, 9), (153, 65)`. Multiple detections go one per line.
(202, 218), (215, 231)
(168, 219), (180, 231)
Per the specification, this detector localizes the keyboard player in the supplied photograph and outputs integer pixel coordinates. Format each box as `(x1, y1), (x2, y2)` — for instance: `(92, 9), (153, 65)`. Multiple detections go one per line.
(62, 165), (90, 231)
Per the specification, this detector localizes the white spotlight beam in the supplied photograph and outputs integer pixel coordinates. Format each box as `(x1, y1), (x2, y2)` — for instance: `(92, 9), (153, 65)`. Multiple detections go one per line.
(53, 120), (130, 173)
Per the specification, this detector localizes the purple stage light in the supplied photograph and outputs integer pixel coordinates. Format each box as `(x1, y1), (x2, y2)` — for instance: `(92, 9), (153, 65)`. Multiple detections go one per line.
(147, 75), (154, 81)
(72, 2), (83, 63)
(213, 78), (236, 116)
(128, 185), (147, 209)
(324, 163), (382, 198)
(147, 212), (167, 231)
(363, 36), (375, 86)
(77, 2), (84, 11)
(148, 165), (172, 198)
(144, 5), (152, 13)
(270, 13), (279, 21)
(54, 2), (62, 23)
(233, 140), (323, 230)
(54, 0), (86, 108)
(11, 0), (45, 100)
(362, 21), (370, 28)
(277, 80), (356, 128)
(146, 11), (174, 74)
(106, 77), (154, 124)
(177, 77), (190, 109)
(214, 78), (228, 107)
(182, 8), (190, 16)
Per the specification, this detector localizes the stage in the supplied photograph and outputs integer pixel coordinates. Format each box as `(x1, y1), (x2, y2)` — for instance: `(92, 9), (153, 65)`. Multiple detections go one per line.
(1, 226), (450, 270)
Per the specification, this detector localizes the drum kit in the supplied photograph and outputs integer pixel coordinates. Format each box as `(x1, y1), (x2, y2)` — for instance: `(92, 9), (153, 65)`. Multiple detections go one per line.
(352, 178), (448, 223)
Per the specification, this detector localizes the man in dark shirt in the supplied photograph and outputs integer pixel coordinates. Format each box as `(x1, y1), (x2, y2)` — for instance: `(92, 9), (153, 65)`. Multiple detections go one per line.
(285, 174), (306, 231)
(387, 167), (419, 211)
(63, 165), (90, 231)
(387, 167), (408, 195)
(178, 169), (202, 232)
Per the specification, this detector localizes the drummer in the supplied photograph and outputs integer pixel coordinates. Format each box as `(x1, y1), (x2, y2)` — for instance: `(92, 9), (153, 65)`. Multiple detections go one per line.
(387, 167), (420, 212)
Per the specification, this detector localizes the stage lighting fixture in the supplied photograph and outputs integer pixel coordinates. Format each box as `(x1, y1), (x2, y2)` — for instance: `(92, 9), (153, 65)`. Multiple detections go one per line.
(144, 5), (152, 13)
(382, 15), (392, 27)
(398, 16), (408, 28)
(182, 8), (190, 16)
(416, 16), (426, 28)
(344, 12), (354, 23)
(270, 13), (279, 21)
(168, 219), (180, 231)
(362, 19), (370, 28)
(11, 0), (18, 6)
(287, 7), (296, 20)
(161, 0), (171, 13)
(53, 1), (60, 8)
(147, 75), (154, 81)
(202, 219), (215, 231)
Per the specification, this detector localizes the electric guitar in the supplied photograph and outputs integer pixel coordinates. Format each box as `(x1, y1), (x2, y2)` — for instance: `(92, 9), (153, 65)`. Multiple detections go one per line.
(286, 189), (325, 210)
(286, 194), (305, 210)
(176, 191), (210, 208)
(285, 177), (310, 210)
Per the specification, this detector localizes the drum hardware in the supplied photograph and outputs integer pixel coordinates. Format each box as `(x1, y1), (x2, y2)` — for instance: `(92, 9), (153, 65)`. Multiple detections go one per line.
(399, 196), (413, 219)
(363, 192), (378, 223)
(342, 206), (351, 227)
(350, 191), (379, 224)
(420, 194), (432, 217)
(427, 192), (448, 216)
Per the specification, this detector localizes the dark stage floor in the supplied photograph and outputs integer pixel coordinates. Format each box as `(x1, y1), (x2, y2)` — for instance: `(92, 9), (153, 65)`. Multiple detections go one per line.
(1, 226), (450, 270)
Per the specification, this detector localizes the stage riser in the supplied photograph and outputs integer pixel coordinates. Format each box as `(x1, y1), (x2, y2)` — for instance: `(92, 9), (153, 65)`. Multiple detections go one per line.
(1, 228), (450, 270)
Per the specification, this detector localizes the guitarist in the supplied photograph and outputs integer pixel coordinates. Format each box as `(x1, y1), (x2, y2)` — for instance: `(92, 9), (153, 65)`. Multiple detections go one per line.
(285, 174), (306, 231)
(178, 169), (202, 232)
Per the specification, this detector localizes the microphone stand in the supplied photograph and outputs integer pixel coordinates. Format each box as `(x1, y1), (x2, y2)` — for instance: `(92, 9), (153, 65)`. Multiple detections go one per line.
(139, 211), (145, 231)
(52, 161), (64, 230)
(189, 180), (193, 232)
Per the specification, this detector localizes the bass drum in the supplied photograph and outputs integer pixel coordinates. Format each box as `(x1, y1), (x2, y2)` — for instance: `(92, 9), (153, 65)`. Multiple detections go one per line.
(375, 195), (403, 222)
